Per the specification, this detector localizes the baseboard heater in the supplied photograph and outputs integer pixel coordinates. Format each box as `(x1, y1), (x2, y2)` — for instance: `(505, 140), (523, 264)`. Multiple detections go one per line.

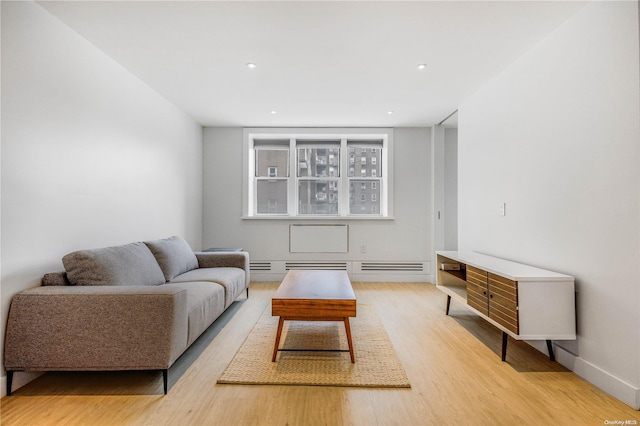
(250, 261), (427, 273)
(249, 260), (431, 283)
(285, 262), (348, 270)
(250, 262), (272, 271)
(360, 262), (424, 272)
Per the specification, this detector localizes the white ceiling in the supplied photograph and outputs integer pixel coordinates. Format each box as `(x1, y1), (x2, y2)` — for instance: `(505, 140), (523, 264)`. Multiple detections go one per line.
(37, 1), (587, 128)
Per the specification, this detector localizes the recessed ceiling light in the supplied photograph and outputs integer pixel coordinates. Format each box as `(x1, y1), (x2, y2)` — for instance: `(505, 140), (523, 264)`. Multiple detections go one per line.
(246, 63), (257, 69)
(417, 64), (427, 70)
(270, 110), (277, 114)
(387, 111), (394, 115)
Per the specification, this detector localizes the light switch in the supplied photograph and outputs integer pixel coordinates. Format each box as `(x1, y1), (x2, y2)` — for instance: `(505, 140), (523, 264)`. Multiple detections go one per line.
(499, 203), (506, 216)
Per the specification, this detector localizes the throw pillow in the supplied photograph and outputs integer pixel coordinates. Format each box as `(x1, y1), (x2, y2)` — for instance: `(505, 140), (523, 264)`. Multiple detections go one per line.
(63, 242), (166, 286)
(144, 236), (199, 282)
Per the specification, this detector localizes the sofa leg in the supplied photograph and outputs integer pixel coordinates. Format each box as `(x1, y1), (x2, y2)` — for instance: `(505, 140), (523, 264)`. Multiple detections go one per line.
(162, 369), (168, 395)
(246, 287), (249, 298)
(6, 371), (13, 396)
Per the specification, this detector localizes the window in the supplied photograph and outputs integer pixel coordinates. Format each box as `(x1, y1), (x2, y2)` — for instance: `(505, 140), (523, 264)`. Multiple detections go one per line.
(253, 141), (289, 215)
(244, 130), (392, 218)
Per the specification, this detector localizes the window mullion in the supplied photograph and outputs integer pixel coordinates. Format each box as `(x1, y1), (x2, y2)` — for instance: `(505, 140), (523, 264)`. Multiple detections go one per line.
(248, 141), (255, 216)
(289, 138), (296, 216)
(381, 137), (388, 216)
(340, 138), (349, 216)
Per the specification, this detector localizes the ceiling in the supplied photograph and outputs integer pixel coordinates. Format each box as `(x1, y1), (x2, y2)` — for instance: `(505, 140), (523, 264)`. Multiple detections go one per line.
(37, 1), (587, 128)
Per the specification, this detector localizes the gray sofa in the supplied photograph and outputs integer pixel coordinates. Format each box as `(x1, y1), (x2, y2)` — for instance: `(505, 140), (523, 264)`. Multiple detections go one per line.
(4, 236), (249, 395)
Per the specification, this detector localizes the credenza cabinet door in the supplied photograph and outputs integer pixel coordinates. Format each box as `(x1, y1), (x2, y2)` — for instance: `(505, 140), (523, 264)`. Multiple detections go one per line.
(466, 267), (520, 334)
(488, 273), (519, 334)
(466, 265), (489, 316)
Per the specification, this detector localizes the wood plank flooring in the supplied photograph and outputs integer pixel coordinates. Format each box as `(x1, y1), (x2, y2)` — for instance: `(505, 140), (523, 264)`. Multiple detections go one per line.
(1, 282), (638, 425)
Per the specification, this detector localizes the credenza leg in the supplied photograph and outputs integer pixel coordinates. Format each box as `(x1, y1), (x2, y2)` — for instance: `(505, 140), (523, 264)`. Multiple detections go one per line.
(546, 340), (555, 362)
(501, 332), (508, 362)
(445, 295), (451, 315)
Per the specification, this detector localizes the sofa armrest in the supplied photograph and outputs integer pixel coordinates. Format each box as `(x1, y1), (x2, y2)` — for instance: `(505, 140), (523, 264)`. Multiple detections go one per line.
(4, 285), (188, 372)
(195, 251), (250, 286)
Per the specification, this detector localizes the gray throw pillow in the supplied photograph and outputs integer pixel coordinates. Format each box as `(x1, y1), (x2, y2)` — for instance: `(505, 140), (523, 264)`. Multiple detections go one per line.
(42, 272), (71, 286)
(63, 242), (166, 286)
(144, 236), (199, 282)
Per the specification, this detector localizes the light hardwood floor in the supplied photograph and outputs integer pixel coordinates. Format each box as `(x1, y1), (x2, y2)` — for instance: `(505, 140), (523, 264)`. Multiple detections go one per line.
(1, 282), (638, 425)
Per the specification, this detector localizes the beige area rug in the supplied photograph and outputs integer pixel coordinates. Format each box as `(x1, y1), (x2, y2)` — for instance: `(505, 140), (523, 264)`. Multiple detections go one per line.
(217, 304), (410, 388)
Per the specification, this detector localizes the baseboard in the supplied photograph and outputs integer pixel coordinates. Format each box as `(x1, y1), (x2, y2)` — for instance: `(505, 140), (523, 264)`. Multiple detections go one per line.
(527, 341), (640, 410)
(350, 273), (432, 283)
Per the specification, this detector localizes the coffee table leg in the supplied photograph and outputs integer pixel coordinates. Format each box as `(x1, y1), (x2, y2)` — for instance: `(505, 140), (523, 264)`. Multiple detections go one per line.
(272, 317), (285, 362)
(344, 317), (355, 363)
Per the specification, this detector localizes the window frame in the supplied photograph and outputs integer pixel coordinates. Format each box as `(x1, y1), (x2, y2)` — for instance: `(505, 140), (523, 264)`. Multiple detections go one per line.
(243, 128), (394, 220)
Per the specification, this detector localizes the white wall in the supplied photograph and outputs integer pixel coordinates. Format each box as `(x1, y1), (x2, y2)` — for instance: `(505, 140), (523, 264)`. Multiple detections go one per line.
(0, 1), (203, 395)
(444, 128), (458, 250)
(458, 1), (640, 409)
(203, 127), (431, 281)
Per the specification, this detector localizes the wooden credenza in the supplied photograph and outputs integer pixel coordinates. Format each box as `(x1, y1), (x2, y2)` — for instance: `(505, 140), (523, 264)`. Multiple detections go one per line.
(435, 251), (576, 361)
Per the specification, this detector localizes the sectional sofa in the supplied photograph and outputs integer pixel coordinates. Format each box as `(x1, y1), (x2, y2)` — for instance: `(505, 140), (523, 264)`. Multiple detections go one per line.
(4, 236), (249, 395)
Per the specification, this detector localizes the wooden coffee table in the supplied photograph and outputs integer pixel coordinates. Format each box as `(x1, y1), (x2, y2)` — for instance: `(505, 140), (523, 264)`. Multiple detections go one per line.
(271, 270), (357, 363)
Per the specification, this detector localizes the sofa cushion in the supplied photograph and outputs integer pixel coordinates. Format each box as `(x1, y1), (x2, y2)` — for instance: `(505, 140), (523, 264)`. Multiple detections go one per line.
(168, 282), (225, 346)
(62, 242), (166, 286)
(145, 236), (199, 282)
(170, 267), (245, 308)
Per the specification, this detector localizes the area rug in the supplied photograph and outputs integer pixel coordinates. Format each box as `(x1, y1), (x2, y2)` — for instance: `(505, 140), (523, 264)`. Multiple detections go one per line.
(217, 304), (410, 388)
